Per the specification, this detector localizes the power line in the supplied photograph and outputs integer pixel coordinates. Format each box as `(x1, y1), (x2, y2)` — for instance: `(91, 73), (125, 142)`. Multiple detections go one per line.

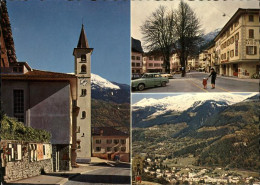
(207, 1), (231, 18)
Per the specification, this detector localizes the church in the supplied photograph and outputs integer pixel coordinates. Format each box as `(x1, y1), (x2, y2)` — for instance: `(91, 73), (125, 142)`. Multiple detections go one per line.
(0, 0), (92, 171)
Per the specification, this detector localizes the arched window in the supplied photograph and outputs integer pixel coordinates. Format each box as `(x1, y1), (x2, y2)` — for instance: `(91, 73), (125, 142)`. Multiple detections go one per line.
(81, 55), (86, 62)
(81, 65), (86, 73)
(82, 111), (86, 119)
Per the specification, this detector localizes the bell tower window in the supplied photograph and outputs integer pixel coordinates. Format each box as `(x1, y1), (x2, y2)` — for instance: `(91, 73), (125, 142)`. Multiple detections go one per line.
(82, 111), (86, 119)
(81, 65), (86, 73)
(81, 55), (86, 62)
(81, 89), (87, 96)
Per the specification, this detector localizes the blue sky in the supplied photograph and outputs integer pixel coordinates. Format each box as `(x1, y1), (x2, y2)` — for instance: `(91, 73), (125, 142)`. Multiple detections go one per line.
(7, 0), (130, 84)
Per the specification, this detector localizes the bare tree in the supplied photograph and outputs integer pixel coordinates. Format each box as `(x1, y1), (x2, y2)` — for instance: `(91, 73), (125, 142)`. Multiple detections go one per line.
(173, 1), (203, 77)
(141, 3), (202, 76)
(141, 6), (175, 73)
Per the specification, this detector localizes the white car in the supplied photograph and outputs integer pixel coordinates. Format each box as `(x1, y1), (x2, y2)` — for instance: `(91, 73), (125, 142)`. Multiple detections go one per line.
(160, 73), (174, 79)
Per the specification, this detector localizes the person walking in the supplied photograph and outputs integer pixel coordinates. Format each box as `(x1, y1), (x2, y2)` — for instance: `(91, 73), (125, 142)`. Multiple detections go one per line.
(208, 68), (217, 89)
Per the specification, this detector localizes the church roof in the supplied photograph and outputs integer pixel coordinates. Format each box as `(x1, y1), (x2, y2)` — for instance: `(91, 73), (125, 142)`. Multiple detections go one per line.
(77, 24), (89, 48)
(1, 69), (77, 80)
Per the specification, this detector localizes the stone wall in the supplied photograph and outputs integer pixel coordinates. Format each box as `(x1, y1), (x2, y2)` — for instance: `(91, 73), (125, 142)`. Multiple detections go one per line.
(52, 144), (72, 172)
(59, 145), (72, 171)
(0, 140), (53, 183)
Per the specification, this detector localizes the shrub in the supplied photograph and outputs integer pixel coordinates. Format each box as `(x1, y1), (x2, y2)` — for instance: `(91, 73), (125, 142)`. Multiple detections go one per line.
(0, 115), (51, 142)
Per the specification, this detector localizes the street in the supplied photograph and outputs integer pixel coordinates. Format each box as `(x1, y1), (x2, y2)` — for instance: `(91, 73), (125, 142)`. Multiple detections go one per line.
(64, 163), (131, 185)
(133, 72), (259, 93)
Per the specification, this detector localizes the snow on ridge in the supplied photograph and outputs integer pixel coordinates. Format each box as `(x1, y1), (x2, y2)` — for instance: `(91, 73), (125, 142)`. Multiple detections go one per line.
(91, 73), (120, 90)
(133, 93), (257, 116)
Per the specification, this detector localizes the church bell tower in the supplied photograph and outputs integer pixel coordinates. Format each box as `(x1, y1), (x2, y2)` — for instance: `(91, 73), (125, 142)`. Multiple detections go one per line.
(73, 24), (93, 160)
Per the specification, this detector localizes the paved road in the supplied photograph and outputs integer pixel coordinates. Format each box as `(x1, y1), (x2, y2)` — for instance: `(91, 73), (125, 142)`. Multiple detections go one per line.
(64, 163), (131, 185)
(133, 72), (259, 93)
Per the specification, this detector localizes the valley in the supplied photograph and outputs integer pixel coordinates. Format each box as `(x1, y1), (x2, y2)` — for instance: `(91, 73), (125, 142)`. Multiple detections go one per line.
(132, 93), (260, 184)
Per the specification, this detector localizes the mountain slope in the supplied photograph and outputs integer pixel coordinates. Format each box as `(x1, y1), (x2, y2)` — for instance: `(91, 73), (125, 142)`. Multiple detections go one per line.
(132, 94), (260, 170)
(91, 99), (130, 133)
(132, 93), (256, 128)
(90, 73), (130, 132)
(91, 73), (130, 104)
(196, 101), (260, 170)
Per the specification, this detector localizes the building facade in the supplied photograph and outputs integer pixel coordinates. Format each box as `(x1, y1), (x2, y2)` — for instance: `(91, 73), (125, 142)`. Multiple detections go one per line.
(171, 53), (181, 72)
(207, 44), (216, 72)
(214, 8), (259, 78)
(199, 50), (210, 72)
(187, 56), (199, 71)
(92, 127), (130, 162)
(143, 53), (164, 73)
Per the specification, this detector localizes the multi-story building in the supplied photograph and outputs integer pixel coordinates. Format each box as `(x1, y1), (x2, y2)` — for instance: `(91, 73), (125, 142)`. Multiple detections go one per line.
(131, 38), (144, 75)
(171, 53), (181, 72)
(199, 50), (210, 72)
(187, 56), (199, 71)
(143, 52), (164, 73)
(207, 44), (217, 73)
(214, 8), (259, 78)
(92, 127), (130, 162)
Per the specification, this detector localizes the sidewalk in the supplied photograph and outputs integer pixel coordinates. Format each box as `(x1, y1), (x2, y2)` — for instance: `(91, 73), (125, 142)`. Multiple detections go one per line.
(6, 157), (118, 185)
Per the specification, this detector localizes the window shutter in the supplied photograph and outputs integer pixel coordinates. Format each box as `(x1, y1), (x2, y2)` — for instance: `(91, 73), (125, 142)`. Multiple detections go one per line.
(246, 46), (249, 55)
(254, 46), (257, 55)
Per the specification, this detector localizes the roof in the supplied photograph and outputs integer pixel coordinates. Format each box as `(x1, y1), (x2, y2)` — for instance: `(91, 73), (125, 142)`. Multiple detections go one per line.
(214, 8), (260, 41)
(10, 62), (32, 71)
(92, 127), (128, 137)
(132, 37), (144, 53)
(1, 69), (77, 80)
(77, 24), (89, 48)
(1, 69), (78, 99)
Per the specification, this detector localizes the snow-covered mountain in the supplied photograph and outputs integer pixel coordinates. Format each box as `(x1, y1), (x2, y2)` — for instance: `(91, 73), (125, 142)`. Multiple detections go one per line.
(203, 28), (221, 43)
(91, 74), (120, 90)
(91, 73), (130, 104)
(133, 93), (256, 116)
(132, 93), (258, 127)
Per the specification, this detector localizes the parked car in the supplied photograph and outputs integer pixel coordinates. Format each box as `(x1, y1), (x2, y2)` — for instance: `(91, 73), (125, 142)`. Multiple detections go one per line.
(160, 72), (174, 79)
(197, 68), (205, 72)
(131, 74), (142, 80)
(131, 73), (169, 91)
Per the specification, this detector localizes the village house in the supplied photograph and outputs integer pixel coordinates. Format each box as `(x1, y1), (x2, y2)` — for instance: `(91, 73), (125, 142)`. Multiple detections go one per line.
(91, 127), (130, 162)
